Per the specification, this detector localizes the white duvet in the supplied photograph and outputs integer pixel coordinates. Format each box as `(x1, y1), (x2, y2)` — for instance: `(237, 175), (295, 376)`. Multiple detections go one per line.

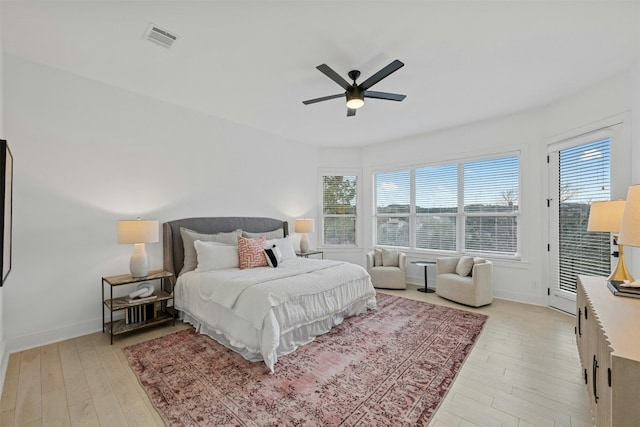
(175, 258), (376, 372)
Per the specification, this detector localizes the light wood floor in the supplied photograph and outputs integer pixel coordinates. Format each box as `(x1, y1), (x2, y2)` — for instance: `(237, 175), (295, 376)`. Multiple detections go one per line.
(1, 285), (592, 427)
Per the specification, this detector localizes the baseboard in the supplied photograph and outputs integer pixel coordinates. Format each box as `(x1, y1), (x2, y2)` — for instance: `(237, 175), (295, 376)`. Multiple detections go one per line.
(0, 337), (7, 398)
(408, 279), (547, 307)
(492, 289), (546, 307)
(5, 317), (103, 355)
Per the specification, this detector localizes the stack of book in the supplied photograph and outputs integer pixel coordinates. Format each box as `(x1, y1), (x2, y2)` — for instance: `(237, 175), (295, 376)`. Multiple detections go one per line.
(607, 281), (640, 299)
(125, 302), (157, 324)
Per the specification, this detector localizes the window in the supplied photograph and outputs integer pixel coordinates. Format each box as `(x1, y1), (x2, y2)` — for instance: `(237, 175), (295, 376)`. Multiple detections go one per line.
(322, 175), (357, 246)
(375, 170), (410, 247)
(416, 164), (458, 251)
(374, 153), (520, 257)
(556, 138), (611, 293)
(464, 157), (519, 255)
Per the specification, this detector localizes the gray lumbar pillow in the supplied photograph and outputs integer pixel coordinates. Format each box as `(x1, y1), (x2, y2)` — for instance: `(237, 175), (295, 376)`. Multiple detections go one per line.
(243, 228), (284, 240)
(455, 256), (474, 277)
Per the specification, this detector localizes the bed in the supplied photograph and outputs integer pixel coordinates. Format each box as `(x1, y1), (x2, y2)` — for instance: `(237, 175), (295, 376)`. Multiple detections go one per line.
(163, 217), (377, 372)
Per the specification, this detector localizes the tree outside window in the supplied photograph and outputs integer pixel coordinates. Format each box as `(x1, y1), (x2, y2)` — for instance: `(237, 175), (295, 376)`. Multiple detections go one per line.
(322, 175), (357, 246)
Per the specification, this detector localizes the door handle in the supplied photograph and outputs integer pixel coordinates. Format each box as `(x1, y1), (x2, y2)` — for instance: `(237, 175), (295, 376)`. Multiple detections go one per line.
(593, 355), (599, 403)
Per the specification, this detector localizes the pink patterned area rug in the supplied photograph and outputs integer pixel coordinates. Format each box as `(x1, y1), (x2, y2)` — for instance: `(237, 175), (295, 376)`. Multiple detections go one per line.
(124, 294), (487, 426)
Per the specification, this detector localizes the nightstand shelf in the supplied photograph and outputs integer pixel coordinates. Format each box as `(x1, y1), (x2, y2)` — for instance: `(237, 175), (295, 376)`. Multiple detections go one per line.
(105, 290), (173, 311)
(104, 310), (175, 336)
(102, 269), (175, 344)
(295, 250), (324, 259)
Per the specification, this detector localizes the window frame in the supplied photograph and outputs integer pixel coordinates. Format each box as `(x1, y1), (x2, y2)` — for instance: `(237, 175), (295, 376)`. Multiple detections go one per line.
(319, 170), (361, 249)
(462, 155), (521, 257)
(373, 151), (521, 259)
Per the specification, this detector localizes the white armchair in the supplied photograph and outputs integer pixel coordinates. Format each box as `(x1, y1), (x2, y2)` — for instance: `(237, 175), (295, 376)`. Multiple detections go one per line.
(436, 256), (493, 307)
(366, 248), (407, 290)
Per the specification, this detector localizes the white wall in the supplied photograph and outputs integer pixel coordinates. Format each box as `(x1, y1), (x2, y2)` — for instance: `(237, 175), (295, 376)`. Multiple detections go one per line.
(0, 51), (637, 371)
(316, 148), (364, 265)
(626, 60), (640, 273)
(0, 0), (7, 394)
(2, 54), (319, 353)
(542, 72), (633, 311)
(319, 71), (634, 306)
(360, 110), (549, 305)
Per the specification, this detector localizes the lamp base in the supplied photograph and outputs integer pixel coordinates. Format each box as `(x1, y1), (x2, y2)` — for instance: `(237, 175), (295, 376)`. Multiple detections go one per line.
(130, 243), (150, 278)
(300, 234), (309, 253)
(608, 242), (634, 283)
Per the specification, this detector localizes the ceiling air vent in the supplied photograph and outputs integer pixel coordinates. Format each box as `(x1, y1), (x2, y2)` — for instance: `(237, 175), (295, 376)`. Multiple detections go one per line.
(144, 24), (178, 49)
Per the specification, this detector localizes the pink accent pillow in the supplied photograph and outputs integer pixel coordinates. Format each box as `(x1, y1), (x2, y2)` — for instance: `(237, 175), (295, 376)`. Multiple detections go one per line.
(238, 236), (268, 269)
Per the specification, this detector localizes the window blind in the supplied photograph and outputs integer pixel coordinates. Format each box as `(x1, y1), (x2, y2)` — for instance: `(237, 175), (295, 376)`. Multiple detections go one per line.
(373, 153), (520, 257)
(416, 164), (457, 250)
(322, 175), (357, 246)
(375, 170), (410, 246)
(464, 156), (519, 255)
(557, 139), (611, 293)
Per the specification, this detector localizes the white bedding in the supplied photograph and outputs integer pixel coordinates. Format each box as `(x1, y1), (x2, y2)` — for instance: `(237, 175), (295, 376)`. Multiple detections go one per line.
(175, 258), (376, 372)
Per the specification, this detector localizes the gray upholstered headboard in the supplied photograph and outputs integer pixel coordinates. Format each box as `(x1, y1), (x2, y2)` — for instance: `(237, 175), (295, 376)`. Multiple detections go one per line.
(163, 217), (288, 285)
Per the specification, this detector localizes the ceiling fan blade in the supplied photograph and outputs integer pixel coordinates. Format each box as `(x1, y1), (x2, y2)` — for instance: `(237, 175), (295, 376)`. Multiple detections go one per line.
(302, 93), (344, 105)
(364, 91), (406, 102)
(360, 60), (405, 90)
(316, 64), (351, 90)
(347, 108), (356, 117)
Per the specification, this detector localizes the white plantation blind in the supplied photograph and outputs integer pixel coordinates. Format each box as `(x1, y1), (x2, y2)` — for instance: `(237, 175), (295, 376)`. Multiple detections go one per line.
(557, 139), (611, 293)
(416, 164), (458, 251)
(464, 156), (519, 255)
(375, 170), (410, 246)
(322, 175), (357, 246)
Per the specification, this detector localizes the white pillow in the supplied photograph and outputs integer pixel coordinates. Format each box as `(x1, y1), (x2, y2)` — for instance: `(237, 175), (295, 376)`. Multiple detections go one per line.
(382, 248), (400, 267)
(455, 256), (474, 276)
(374, 248), (383, 266)
(194, 240), (239, 272)
(265, 236), (296, 261)
(180, 227), (242, 275)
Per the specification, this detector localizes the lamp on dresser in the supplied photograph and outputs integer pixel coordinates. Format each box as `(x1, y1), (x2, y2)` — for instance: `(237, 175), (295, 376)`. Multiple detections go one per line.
(294, 218), (314, 253)
(617, 184), (640, 286)
(117, 217), (159, 277)
(587, 199), (630, 282)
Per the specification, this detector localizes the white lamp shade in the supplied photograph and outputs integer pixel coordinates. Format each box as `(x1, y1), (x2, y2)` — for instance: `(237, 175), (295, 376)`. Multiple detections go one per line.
(117, 219), (159, 244)
(587, 200), (626, 232)
(618, 185), (640, 247)
(295, 218), (315, 233)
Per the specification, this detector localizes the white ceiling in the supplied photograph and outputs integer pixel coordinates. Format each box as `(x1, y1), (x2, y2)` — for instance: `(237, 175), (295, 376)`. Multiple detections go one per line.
(2, 1), (640, 148)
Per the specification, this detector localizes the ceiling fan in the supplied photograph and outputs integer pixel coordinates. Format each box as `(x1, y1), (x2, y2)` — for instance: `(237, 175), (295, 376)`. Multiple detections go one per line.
(302, 59), (406, 117)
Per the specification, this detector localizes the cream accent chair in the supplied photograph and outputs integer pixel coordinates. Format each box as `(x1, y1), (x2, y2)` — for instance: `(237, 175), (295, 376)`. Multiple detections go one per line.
(436, 256), (493, 307)
(366, 248), (407, 289)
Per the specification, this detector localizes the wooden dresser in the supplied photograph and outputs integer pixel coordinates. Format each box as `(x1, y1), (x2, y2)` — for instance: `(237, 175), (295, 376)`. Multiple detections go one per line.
(576, 275), (640, 427)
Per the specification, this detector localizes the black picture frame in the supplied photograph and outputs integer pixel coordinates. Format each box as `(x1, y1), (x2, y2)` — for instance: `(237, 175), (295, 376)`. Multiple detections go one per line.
(0, 140), (13, 285)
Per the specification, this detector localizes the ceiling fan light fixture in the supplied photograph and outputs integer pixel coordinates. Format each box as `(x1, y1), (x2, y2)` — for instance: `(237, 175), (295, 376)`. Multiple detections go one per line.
(302, 60), (405, 115)
(346, 97), (364, 109)
(346, 87), (365, 109)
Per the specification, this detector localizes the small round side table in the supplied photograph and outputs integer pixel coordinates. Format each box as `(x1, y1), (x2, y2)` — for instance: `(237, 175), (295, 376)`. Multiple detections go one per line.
(412, 261), (436, 293)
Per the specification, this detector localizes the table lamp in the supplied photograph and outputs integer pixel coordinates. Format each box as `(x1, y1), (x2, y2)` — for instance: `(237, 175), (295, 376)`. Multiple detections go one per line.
(295, 218), (314, 253)
(587, 200), (630, 282)
(117, 218), (159, 277)
(617, 185), (640, 285)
